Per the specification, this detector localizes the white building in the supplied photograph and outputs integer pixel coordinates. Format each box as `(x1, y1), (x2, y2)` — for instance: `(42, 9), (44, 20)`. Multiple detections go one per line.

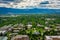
(26, 24), (32, 29)
(0, 30), (7, 35)
(45, 36), (60, 40)
(0, 36), (8, 40)
(37, 24), (43, 27)
(11, 35), (29, 40)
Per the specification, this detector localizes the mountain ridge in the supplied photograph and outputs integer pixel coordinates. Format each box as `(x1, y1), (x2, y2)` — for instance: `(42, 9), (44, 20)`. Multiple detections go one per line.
(0, 7), (60, 14)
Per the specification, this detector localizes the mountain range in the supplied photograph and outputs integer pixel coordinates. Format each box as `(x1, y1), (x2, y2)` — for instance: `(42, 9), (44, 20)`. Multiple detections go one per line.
(0, 7), (60, 15)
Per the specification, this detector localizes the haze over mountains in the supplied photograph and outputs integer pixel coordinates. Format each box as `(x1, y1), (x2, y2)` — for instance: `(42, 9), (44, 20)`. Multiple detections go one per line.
(0, 7), (60, 15)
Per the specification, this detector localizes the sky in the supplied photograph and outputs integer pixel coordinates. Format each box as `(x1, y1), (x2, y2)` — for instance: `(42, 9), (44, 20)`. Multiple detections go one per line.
(0, 0), (60, 14)
(0, 0), (60, 9)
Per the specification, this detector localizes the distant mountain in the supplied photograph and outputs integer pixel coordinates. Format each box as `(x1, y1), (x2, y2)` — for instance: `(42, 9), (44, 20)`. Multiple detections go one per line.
(0, 7), (60, 15)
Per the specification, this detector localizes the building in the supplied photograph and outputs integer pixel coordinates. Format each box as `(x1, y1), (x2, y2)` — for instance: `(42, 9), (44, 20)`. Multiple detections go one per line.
(26, 24), (32, 29)
(45, 18), (55, 21)
(32, 28), (40, 35)
(12, 27), (22, 33)
(11, 35), (29, 40)
(45, 36), (60, 40)
(9, 33), (18, 37)
(18, 23), (24, 27)
(0, 30), (7, 36)
(13, 24), (18, 27)
(0, 36), (8, 40)
(0, 24), (13, 30)
(37, 24), (43, 27)
(13, 30), (20, 33)
(55, 24), (60, 31)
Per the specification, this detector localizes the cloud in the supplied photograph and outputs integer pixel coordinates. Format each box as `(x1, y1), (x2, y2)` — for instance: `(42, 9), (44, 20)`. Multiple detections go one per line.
(4, 0), (14, 1)
(0, 0), (40, 9)
(0, 0), (60, 9)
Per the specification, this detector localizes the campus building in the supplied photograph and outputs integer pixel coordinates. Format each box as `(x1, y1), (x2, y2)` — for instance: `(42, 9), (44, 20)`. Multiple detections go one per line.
(11, 35), (29, 40)
(45, 36), (60, 40)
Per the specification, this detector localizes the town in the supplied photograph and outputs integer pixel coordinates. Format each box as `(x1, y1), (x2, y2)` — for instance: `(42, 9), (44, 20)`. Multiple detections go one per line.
(0, 14), (60, 40)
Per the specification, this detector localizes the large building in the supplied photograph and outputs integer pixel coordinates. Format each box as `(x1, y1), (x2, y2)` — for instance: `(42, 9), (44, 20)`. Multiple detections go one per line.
(0, 36), (8, 40)
(11, 35), (29, 40)
(45, 36), (60, 40)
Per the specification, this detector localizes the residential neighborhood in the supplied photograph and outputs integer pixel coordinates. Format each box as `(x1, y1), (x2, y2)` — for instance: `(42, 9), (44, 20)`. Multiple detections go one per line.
(0, 14), (60, 40)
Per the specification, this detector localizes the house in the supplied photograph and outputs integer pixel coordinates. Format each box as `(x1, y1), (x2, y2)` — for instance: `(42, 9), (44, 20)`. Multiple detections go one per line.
(55, 24), (60, 30)
(45, 21), (48, 24)
(0, 24), (13, 30)
(11, 35), (29, 40)
(56, 26), (60, 30)
(45, 36), (60, 40)
(13, 24), (18, 27)
(0, 30), (7, 36)
(13, 30), (20, 33)
(56, 24), (60, 26)
(8, 27), (13, 32)
(32, 30), (40, 35)
(32, 28), (40, 35)
(26, 24), (32, 29)
(37, 24), (44, 27)
(9, 33), (18, 37)
(18, 23), (24, 27)
(13, 27), (22, 30)
(45, 18), (51, 21)
(45, 18), (55, 21)
(13, 28), (20, 33)
(44, 27), (51, 31)
(12, 27), (22, 33)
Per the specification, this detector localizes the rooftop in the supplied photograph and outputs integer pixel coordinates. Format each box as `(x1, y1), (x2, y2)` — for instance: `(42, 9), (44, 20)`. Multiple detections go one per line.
(45, 36), (60, 40)
(0, 36), (8, 40)
(11, 35), (29, 40)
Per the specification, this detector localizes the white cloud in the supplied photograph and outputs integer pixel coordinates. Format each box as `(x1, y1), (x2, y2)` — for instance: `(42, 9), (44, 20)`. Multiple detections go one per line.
(0, 0), (60, 9)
